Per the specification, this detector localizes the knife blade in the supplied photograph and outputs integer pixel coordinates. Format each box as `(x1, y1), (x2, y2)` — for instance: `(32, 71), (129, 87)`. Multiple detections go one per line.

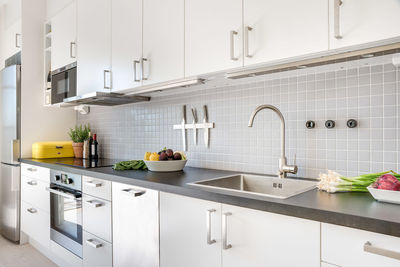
(191, 108), (198, 145)
(182, 105), (187, 151)
(203, 105), (209, 148)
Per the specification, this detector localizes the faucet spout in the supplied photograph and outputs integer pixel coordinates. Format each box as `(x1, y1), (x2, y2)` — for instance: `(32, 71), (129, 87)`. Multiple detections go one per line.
(248, 104), (297, 178)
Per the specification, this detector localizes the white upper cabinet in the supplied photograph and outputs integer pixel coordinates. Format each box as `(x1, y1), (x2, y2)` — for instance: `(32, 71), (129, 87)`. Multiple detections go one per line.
(76, 0), (112, 95)
(329, 0), (400, 49)
(160, 192), (222, 267)
(111, 0), (143, 92)
(1, 0), (21, 64)
(142, 0), (184, 85)
(51, 1), (76, 71)
(221, 204), (320, 267)
(243, 0), (329, 66)
(185, 0), (243, 77)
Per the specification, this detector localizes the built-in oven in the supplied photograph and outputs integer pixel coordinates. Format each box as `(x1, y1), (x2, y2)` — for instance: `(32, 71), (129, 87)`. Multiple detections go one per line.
(47, 170), (82, 258)
(49, 62), (77, 105)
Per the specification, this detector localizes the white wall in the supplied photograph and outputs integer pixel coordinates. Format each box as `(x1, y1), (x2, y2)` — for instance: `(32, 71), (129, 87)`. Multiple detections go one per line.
(21, 0), (76, 158)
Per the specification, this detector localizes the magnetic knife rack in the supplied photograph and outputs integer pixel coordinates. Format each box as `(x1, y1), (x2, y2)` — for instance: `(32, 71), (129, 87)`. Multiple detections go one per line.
(173, 105), (214, 151)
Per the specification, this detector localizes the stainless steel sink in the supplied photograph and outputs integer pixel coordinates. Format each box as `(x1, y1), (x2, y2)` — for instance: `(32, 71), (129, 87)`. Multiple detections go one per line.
(188, 174), (317, 200)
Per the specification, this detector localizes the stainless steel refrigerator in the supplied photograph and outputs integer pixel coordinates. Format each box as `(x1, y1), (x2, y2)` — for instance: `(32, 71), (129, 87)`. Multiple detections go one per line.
(0, 65), (21, 242)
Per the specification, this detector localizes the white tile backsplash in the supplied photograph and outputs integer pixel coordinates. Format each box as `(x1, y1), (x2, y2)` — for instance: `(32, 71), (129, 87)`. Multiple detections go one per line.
(78, 55), (399, 179)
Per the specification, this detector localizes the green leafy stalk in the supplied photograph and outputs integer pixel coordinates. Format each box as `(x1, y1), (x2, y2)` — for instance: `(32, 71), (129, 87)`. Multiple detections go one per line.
(68, 124), (91, 143)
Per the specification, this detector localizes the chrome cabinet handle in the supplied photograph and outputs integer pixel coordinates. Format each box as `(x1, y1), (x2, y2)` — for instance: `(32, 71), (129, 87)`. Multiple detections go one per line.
(222, 212), (232, 249)
(27, 180), (37, 186)
(206, 209), (216, 245)
(86, 200), (103, 208)
(141, 58), (148, 81)
(85, 180), (103, 188)
(27, 167), (37, 172)
(104, 70), (111, 89)
(15, 33), (21, 48)
(334, 0), (343, 39)
(133, 60), (141, 82)
(70, 42), (76, 58)
(364, 241), (400, 261)
(122, 188), (146, 197)
(244, 26), (253, 58)
(86, 239), (103, 249)
(27, 208), (37, 214)
(230, 31), (238, 61)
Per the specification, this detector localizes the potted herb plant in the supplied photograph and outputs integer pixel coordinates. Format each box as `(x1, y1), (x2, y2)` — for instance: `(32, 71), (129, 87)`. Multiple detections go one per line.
(68, 124), (90, 158)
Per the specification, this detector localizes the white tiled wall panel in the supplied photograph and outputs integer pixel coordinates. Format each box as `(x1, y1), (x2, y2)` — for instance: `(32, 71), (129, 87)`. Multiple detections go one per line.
(78, 55), (399, 178)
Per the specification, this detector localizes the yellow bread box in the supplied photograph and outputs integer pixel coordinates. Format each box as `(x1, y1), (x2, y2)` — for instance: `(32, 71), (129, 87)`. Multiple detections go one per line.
(32, 141), (74, 159)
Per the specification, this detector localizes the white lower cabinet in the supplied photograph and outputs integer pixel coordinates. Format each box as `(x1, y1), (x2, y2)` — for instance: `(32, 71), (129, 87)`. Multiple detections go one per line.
(322, 223), (400, 267)
(160, 192), (222, 267)
(83, 231), (112, 267)
(21, 175), (49, 212)
(82, 195), (112, 243)
(112, 182), (159, 267)
(21, 201), (50, 248)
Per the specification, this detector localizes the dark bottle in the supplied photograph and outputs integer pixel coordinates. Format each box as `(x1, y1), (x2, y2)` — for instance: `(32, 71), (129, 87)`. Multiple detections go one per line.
(91, 134), (99, 160)
(88, 132), (93, 159)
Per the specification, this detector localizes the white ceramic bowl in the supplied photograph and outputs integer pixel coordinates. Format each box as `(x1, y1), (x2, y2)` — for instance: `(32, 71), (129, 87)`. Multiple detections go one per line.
(144, 160), (187, 172)
(367, 186), (400, 205)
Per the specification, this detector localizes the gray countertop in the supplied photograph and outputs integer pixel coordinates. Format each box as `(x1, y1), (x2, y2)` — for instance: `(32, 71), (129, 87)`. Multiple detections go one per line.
(21, 158), (400, 237)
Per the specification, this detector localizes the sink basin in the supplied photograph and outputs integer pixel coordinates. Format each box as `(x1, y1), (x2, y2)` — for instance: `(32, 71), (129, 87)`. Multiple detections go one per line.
(188, 174), (317, 200)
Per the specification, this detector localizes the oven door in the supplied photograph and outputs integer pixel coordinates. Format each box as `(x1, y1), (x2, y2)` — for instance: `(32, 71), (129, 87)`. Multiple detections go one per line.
(48, 184), (82, 258)
(51, 65), (77, 104)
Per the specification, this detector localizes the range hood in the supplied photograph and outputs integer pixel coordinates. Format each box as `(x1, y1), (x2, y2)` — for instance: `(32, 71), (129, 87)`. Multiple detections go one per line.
(226, 38), (400, 79)
(63, 92), (150, 106)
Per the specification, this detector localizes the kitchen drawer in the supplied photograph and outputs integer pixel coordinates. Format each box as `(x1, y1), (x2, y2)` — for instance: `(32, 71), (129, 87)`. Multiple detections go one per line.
(21, 201), (50, 249)
(83, 194), (112, 242)
(83, 231), (112, 267)
(322, 223), (400, 267)
(21, 175), (50, 212)
(21, 163), (50, 182)
(82, 176), (111, 201)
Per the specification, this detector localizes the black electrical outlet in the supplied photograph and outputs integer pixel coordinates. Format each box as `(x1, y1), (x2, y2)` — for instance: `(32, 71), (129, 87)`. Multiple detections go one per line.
(325, 120), (335, 129)
(347, 119), (358, 128)
(306, 120), (316, 129)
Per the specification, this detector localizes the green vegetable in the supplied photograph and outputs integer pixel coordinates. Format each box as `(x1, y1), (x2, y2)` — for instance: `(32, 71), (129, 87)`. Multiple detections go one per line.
(317, 170), (400, 193)
(68, 124), (91, 143)
(113, 160), (148, 171)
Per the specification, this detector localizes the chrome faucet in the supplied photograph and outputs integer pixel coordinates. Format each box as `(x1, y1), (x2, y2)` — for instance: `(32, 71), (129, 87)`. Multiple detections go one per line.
(248, 104), (298, 178)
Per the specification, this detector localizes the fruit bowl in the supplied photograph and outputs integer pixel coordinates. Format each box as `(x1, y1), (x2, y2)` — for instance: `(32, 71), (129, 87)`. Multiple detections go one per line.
(367, 186), (400, 205)
(144, 160), (187, 172)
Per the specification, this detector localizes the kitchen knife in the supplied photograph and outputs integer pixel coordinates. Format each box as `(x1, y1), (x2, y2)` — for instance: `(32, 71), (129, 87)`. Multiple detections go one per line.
(203, 105), (209, 148)
(182, 105), (187, 151)
(191, 108), (198, 145)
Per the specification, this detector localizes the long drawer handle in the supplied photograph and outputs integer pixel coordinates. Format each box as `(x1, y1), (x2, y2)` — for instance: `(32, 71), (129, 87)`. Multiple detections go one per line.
(244, 26), (253, 58)
(85, 180), (103, 187)
(133, 60), (140, 82)
(86, 239), (103, 249)
(122, 188), (146, 197)
(230, 31), (238, 61)
(222, 212), (232, 249)
(27, 167), (37, 172)
(206, 209), (216, 245)
(141, 58), (148, 81)
(27, 208), (37, 214)
(27, 180), (37, 186)
(104, 70), (112, 89)
(364, 241), (400, 261)
(334, 0), (343, 39)
(15, 33), (21, 48)
(70, 42), (76, 58)
(86, 200), (103, 208)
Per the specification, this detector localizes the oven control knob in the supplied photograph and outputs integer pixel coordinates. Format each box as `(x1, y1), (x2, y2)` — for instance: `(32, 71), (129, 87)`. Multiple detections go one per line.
(66, 178), (74, 185)
(55, 175), (61, 181)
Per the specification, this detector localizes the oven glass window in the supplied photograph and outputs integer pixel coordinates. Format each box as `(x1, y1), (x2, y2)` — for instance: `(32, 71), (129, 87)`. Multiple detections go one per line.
(50, 186), (82, 244)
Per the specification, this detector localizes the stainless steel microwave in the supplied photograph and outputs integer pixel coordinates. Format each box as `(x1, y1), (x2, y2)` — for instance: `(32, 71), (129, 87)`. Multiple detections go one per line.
(49, 62), (77, 105)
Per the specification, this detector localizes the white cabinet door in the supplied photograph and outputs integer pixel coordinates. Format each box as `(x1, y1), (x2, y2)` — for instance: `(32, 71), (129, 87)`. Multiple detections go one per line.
(82, 195), (112, 243)
(329, 0), (400, 49)
(112, 183), (159, 267)
(160, 192), (221, 267)
(142, 0), (184, 85)
(243, 0), (328, 66)
(51, 1), (77, 71)
(21, 175), (49, 212)
(2, 19), (22, 62)
(77, 0), (111, 95)
(185, 0), (242, 77)
(83, 231), (112, 267)
(222, 204), (320, 267)
(111, 0), (143, 92)
(21, 201), (50, 249)
(322, 223), (400, 267)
